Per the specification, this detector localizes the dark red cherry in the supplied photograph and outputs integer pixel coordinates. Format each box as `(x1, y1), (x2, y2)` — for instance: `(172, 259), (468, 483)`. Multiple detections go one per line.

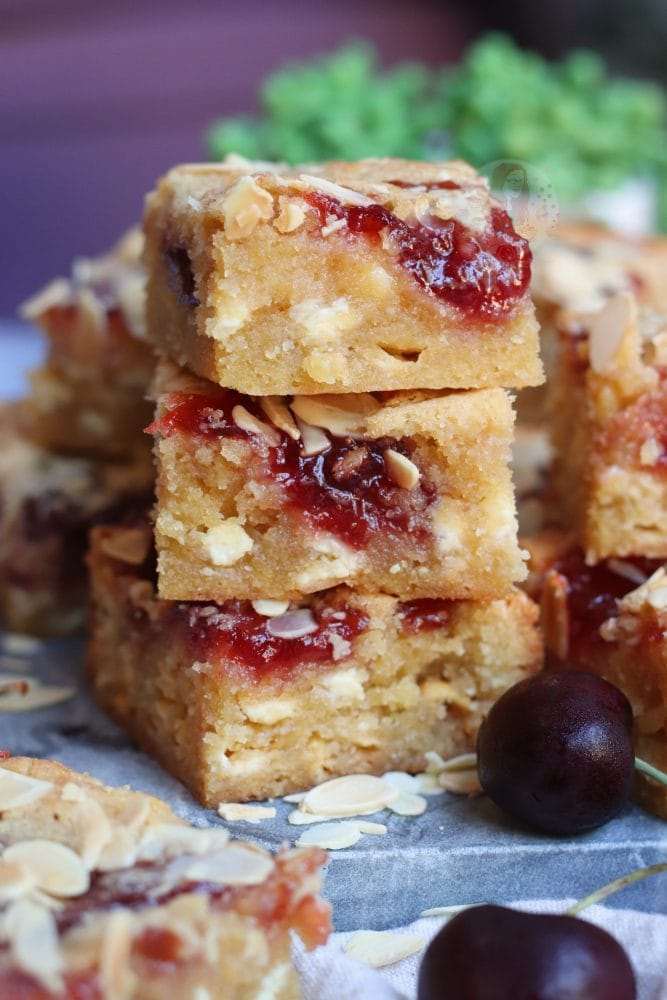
(477, 672), (634, 835)
(417, 904), (636, 1000)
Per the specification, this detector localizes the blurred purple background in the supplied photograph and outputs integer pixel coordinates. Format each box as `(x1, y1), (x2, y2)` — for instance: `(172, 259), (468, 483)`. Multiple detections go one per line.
(3, 0), (666, 316)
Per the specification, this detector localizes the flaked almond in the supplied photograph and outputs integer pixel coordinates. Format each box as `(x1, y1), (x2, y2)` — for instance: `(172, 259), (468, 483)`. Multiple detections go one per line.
(607, 559), (649, 586)
(0, 768), (53, 810)
(185, 844), (274, 885)
(217, 803), (276, 824)
(273, 199), (306, 234)
(290, 395), (377, 436)
(296, 821), (364, 850)
(387, 792), (427, 816)
(232, 404), (281, 446)
(137, 823), (230, 862)
(4, 841), (90, 897)
(0, 679), (75, 713)
(296, 418), (330, 456)
(251, 599), (290, 618)
(300, 774), (398, 818)
(19, 279), (72, 321)
(0, 859), (36, 901)
(588, 292), (640, 373)
(344, 930), (424, 968)
(438, 768), (482, 796)
(222, 176), (274, 240)
(4, 899), (63, 992)
(260, 396), (300, 440)
(384, 448), (420, 489)
(297, 174), (372, 207)
(266, 608), (318, 639)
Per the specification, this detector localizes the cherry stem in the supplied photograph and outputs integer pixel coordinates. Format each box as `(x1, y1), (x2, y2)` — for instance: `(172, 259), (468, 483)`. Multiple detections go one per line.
(634, 756), (667, 787)
(567, 863), (667, 916)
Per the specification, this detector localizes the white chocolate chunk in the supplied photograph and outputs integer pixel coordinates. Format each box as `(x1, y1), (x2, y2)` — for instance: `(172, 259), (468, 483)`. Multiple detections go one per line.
(201, 520), (254, 566)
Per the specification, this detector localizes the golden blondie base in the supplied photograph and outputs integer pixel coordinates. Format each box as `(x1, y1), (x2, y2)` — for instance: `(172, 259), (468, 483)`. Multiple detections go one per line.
(0, 757), (328, 999)
(151, 359), (525, 602)
(0, 407), (152, 636)
(88, 524), (542, 805)
(20, 229), (154, 460)
(144, 158), (542, 395)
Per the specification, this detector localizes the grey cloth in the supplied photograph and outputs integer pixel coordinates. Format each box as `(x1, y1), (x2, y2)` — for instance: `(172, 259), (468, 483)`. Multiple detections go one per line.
(4, 635), (667, 931)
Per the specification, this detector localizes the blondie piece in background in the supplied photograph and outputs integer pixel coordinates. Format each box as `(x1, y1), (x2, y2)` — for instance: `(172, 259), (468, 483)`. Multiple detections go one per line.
(547, 292), (667, 561)
(0, 407), (152, 636)
(88, 523), (542, 805)
(20, 229), (154, 460)
(149, 360), (526, 602)
(144, 157), (542, 395)
(0, 756), (329, 998)
(526, 535), (667, 820)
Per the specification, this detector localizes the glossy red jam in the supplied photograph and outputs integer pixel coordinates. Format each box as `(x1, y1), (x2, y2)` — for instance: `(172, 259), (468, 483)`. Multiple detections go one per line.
(388, 179), (461, 191)
(149, 392), (437, 548)
(552, 548), (662, 658)
(399, 599), (453, 633)
(305, 192), (531, 319)
(178, 600), (368, 676)
(134, 927), (183, 965)
(598, 392), (667, 473)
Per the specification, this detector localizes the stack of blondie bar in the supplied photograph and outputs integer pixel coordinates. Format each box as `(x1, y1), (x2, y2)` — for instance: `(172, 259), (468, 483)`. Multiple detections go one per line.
(87, 157), (545, 804)
(526, 226), (667, 817)
(0, 232), (154, 635)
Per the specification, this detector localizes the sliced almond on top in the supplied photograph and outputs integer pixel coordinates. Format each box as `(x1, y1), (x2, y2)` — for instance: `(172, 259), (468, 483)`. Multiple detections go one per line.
(232, 404), (281, 446)
(296, 821), (364, 850)
(291, 394), (379, 437)
(137, 823), (230, 862)
(0, 768), (53, 810)
(4, 841), (89, 898)
(4, 898), (63, 992)
(185, 844), (274, 885)
(384, 449), (420, 489)
(0, 859), (37, 900)
(260, 396), (300, 440)
(344, 930), (425, 968)
(301, 774), (398, 818)
(588, 292), (640, 373)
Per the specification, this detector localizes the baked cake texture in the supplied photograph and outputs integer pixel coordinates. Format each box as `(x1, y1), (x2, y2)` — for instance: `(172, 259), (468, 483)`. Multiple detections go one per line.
(149, 359), (526, 602)
(525, 532), (667, 820)
(0, 755), (329, 998)
(144, 157), (543, 395)
(20, 229), (154, 460)
(0, 407), (152, 636)
(87, 522), (543, 805)
(547, 291), (667, 561)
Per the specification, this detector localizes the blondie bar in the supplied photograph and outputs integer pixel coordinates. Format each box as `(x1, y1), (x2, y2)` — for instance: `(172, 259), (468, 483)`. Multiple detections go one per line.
(526, 534), (666, 819)
(144, 157), (543, 395)
(548, 291), (667, 561)
(20, 229), (154, 460)
(0, 407), (152, 636)
(0, 756), (329, 998)
(88, 523), (542, 805)
(149, 359), (525, 602)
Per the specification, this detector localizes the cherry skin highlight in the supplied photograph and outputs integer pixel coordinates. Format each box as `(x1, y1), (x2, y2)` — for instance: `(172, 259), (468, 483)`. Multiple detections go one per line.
(476, 672), (635, 835)
(417, 904), (636, 1000)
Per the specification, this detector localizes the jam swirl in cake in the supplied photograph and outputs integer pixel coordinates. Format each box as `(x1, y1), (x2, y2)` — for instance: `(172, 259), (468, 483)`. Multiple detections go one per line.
(149, 391), (437, 548)
(305, 192), (531, 320)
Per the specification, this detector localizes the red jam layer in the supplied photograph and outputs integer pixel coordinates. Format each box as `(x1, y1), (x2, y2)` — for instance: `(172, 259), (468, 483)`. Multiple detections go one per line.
(399, 598), (453, 633)
(177, 600), (368, 676)
(305, 192), (531, 319)
(149, 392), (436, 548)
(552, 548), (662, 658)
(388, 179), (461, 191)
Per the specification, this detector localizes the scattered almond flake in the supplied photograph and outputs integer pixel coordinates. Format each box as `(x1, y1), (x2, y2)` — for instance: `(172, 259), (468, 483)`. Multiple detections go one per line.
(607, 559), (650, 587)
(0, 767), (53, 810)
(424, 751), (447, 774)
(137, 823), (230, 862)
(296, 821), (364, 850)
(344, 930), (425, 968)
(0, 680), (75, 713)
(4, 841), (90, 898)
(415, 773), (445, 796)
(589, 291), (639, 373)
(1, 635), (42, 656)
(99, 909), (135, 1000)
(251, 599), (290, 618)
(287, 809), (332, 826)
(381, 772), (420, 794)
(0, 859), (37, 901)
(19, 278), (72, 322)
(420, 903), (477, 919)
(259, 396), (300, 440)
(387, 792), (427, 817)
(266, 608), (318, 640)
(3, 898), (63, 992)
(297, 174), (372, 207)
(283, 791), (306, 804)
(185, 844), (274, 885)
(354, 821), (387, 835)
(440, 752), (478, 773)
(217, 803), (276, 824)
(439, 767), (482, 796)
(0, 676), (31, 697)
(301, 774), (398, 818)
